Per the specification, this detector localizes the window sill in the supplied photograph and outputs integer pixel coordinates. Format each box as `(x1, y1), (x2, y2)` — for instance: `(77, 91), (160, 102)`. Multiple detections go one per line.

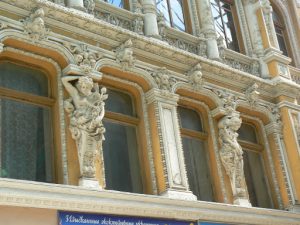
(0, 178), (299, 224)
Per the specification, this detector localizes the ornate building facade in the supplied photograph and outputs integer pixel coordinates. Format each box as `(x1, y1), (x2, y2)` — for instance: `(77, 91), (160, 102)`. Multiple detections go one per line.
(0, 0), (300, 224)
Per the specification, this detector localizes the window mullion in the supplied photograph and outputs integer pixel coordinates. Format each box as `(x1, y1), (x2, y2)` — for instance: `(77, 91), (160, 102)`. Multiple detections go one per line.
(167, 0), (174, 28)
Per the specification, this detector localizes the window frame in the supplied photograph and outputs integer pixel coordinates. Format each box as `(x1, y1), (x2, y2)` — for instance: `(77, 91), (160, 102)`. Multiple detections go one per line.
(156, 0), (192, 34)
(0, 59), (56, 183)
(104, 0), (131, 10)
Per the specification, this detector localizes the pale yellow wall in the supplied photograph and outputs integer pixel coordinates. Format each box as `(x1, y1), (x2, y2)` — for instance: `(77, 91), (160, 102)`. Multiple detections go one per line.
(0, 206), (57, 225)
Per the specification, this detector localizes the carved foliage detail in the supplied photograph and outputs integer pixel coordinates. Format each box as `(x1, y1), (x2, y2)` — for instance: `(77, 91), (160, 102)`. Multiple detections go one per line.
(84, 0), (95, 14)
(64, 43), (102, 74)
(21, 8), (50, 41)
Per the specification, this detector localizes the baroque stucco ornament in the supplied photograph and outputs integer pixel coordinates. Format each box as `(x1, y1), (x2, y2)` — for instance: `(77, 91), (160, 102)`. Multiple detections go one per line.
(115, 39), (135, 71)
(245, 83), (260, 106)
(62, 75), (108, 188)
(188, 63), (204, 89)
(218, 112), (251, 207)
(21, 8), (50, 41)
(64, 43), (102, 74)
(152, 67), (176, 93)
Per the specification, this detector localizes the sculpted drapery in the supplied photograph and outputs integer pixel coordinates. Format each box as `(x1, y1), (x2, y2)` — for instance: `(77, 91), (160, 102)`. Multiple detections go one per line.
(62, 75), (107, 187)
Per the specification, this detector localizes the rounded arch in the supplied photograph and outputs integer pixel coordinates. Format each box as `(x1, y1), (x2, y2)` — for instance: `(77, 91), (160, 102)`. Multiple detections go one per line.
(0, 29), (74, 69)
(270, 0), (300, 67)
(95, 58), (157, 92)
(174, 83), (221, 110)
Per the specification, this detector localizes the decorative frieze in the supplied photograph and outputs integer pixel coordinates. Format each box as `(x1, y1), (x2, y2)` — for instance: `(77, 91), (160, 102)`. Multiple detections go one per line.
(62, 75), (108, 189)
(115, 39), (135, 71)
(21, 8), (50, 42)
(94, 10), (132, 31)
(64, 43), (102, 74)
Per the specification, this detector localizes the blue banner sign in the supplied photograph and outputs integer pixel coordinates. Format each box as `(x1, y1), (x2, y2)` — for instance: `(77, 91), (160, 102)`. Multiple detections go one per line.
(58, 211), (196, 225)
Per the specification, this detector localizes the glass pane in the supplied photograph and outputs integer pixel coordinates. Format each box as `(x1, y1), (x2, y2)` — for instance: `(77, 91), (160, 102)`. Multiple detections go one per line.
(238, 123), (258, 143)
(0, 98), (52, 182)
(182, 137), (214, 201)
(178, 107), (202, 132)
(105, 0), (124, 8)
(0, 62), (48, 96)
(103, 120), (143, 193)
(170, 0), (186, 31)
(105, 89), (135, 116)
(243, 150), (272, 208)
(156, 0), (171, 27)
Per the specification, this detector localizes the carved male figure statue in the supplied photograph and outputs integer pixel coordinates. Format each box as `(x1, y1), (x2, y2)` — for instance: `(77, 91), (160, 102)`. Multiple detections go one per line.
(218, 113), (250, 205)
(62, 75), (108, 188)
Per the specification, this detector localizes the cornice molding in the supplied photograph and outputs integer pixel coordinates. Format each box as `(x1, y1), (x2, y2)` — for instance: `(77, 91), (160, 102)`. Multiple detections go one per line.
(0, 179), (300, 225)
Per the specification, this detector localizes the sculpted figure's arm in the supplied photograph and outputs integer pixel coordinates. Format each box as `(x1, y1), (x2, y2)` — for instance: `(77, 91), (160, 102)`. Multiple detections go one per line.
(62, 76), (81, 104)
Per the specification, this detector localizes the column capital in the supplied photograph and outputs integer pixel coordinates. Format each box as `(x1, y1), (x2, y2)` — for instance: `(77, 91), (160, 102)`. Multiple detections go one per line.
(145, 88), (179, 106)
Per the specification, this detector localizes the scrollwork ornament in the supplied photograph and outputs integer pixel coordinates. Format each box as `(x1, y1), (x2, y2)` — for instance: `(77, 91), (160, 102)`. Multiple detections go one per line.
(64, 43), (102, 74)
(62, 75), (108, 187)
(188, 63), (203, 90)
(21, 8), (50, 42)
(115, 39), (135, 71)
(245, 83), (260, 107)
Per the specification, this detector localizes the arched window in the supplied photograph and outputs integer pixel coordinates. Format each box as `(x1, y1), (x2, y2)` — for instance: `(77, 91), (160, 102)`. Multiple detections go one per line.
(102, 88), (143, 193)
(178, 107), (214, 201)
(272, 8), (289, 57)
(210, 0), (240, 52)
(156, 0), (191, 33)
(104, 0), (130, 10)
(0, 61), (54, 182)
(238, 123), (273, 208)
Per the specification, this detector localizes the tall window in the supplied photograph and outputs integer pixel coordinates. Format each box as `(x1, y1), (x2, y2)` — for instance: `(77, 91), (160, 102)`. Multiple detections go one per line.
(0, 61), (53, 182)
(102, 88), (143, 193)
(156, 0), (190, 32)
(178, 107), (214, 201)
(272, 8), (289, 57)
(104, 0), (130, 10)
(238, 123), (273, 208)
(210, 0), (240, 52)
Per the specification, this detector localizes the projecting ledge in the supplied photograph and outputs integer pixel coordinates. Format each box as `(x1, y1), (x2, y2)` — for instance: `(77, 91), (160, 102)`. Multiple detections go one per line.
(0, 179), (299, 225)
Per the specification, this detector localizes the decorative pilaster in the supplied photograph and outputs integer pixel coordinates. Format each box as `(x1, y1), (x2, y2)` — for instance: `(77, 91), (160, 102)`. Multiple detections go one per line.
(141, 0), (160, 38)
(196, 0), (219, 59)
(146, 88), (196, 201)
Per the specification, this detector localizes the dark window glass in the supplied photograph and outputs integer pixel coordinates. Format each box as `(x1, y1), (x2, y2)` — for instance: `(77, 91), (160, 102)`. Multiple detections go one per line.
(272, 10), (289, 57)
(156, 0), (186, 32)
(105, 89), (135, 116)
(0, 62), (48, 96)
(178, 107), (202, 132)
(103, 89), (143, 193)
(243, 150), (272, 208)
(210, 0), (240, 52)
(179, 107), (214, 201)
(0, 62), (52, 182)
(238, 123), (258, 143)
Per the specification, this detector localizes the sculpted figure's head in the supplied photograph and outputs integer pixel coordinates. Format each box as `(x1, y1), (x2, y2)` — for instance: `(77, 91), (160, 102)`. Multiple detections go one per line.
(228, 115), (242, 131)
(77, 76), (94, 96)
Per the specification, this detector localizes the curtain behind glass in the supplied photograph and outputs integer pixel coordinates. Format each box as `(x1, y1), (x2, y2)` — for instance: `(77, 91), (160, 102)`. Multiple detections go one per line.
(0, 98), (52, 182)
(103, 120), (143, 193)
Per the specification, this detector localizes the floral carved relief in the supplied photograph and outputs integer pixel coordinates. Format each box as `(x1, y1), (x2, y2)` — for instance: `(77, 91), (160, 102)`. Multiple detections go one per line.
(62, 75), (108, 188)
